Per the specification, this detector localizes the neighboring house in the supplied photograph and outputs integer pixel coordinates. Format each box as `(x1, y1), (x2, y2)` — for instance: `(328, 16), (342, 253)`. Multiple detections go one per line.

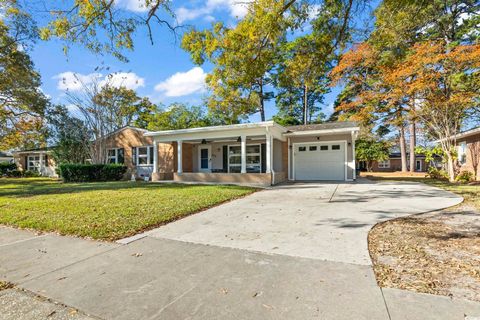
(363, 153), (435, 172)
(453, 126), (480, 180)
(13, 147), (57, 177)
(146, 121), (359, 186)
(12, 122), (360, 185)
(0, 151), (13, 163)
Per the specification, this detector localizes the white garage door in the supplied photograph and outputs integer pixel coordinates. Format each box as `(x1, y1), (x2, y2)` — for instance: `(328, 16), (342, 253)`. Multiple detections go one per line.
(294, 142), (346, 181)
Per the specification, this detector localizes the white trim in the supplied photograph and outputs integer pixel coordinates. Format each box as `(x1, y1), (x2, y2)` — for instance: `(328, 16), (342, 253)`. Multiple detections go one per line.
(145, 121), (285, 136)
(240, 135), (247, 174)
(198, 145), (212, 172)
(177, 141), (183, 174)
(287, 137), (292, 180)
(266, 133), (272, 174)
(351, 131), (356, 180)
(415, 159), (422, 172)
(292, 140), (348, 181)
(134, 145), (154, 167)
(227, 143), (261, 174)
(284, 127), (360, 137)
(153, 141), (158, 173)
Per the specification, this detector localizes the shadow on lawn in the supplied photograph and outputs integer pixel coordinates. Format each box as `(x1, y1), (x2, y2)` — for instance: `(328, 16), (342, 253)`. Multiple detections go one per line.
(0, 178), (250, 198)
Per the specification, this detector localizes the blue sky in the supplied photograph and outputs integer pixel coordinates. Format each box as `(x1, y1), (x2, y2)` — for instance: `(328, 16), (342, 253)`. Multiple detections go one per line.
(30, 0), (372, 122)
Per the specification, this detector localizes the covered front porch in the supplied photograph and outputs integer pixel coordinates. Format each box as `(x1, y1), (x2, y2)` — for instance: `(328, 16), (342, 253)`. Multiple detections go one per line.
(145, 122), (288, 186)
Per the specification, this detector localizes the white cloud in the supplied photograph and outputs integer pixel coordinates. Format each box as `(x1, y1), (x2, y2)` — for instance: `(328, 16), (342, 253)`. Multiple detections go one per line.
(55, 72), (145, 92)
(176, 0), (253, 24)
(118, 0), (152, 12)
(154, 67), (207, 97)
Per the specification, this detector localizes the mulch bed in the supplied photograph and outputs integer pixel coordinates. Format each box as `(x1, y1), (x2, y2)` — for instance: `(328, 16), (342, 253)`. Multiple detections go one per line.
(369, 204), (480, 302)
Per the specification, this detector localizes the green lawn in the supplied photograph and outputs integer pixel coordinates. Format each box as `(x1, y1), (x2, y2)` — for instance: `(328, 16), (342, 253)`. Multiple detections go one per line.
(364, 173), (480, 210)
(0, 178), (256, 240)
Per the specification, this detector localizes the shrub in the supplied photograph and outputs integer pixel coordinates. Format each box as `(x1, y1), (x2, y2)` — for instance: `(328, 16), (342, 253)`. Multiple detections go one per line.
(455, 171), (474, 184)
(426, 167), (449, 180)
(0, 162), (17, 175)
(22, 170), (41, 178)
(7, 169), (23, 177)
(58, 164), (127, 182)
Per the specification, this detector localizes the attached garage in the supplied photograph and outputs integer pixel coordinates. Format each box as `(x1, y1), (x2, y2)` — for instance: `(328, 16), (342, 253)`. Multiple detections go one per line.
(293, 142), (346, 181)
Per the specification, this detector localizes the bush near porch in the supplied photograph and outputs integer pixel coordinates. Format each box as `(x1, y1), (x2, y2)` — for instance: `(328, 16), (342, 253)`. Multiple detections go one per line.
(0, 178), (255, 240)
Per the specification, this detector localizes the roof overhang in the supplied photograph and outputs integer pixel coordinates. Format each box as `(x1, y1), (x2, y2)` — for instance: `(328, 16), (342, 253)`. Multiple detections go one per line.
(145, 121), (288, 142)
(283, 127), (360, 137)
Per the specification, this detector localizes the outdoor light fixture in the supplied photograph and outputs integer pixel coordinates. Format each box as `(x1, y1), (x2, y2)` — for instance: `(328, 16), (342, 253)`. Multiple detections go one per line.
(201, 139), (207, 144)
(237, 136), (242, 142)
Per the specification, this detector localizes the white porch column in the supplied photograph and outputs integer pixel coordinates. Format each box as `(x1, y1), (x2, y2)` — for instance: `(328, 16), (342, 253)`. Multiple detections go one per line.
(153, 140), (158, 174)
(351, 131), (356, 180)
(287, 138), (291, 180)
(240, 135), (247, 174)
(266, 133), (272, 174)
(177, 140), (183, 174)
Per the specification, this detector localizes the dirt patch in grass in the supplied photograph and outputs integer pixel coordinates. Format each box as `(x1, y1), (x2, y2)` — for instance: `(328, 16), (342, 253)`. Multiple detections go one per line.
(369, 203), (480, 302)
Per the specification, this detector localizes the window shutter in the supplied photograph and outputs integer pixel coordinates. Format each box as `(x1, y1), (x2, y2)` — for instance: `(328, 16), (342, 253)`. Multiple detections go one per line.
(24, 156), (28, 170)
(149, 146), (154, 165)
(261, 144), (266, 173)
(118, 148), (125, 164)
(222, 145), (228, 172)
(132, 147), (136, 166)
(44, 154), (48, 165)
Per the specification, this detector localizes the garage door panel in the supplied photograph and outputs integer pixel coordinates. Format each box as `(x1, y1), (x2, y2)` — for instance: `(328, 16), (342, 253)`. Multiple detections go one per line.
(294, 142), (345, 181)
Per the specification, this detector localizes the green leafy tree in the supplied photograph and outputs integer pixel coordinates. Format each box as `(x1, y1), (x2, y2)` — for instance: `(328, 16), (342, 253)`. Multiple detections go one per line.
(46, 105), (91, 164)
(355, 139), (390, 172)
(182, 0), (305, 123)
(0, 6), (48, 150)
(141, 103), (219, 131)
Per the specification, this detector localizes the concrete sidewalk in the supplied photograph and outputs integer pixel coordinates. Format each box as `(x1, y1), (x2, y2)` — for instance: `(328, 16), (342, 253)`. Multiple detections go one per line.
(1, 226), (480, 320)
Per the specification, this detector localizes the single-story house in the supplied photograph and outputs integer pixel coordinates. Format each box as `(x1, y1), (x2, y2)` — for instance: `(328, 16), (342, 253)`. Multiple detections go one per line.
(361, 153), (435, 172)
(0, 151), (13, 163)
(13, 147), (57, 177)
(12, 121), (360, 185)
(452, 126), (480, 180)
(146, 121), (359, 186)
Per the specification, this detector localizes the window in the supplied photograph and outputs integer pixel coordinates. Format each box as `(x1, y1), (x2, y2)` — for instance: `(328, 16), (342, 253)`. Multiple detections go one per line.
(309, 146), (317, 151)
(332, 145), (341, 150)
(320, 145), (328, 151)
(458, 141), (467, 165)
(298, 146), (306, 152)
(416, 160), (422, 171)
(27, 155), (44, 171)
(228, 144), (261, 173)
(107, 148), (125, 164)
(378, 160), (390, 169)
(134, 146), (154, 166)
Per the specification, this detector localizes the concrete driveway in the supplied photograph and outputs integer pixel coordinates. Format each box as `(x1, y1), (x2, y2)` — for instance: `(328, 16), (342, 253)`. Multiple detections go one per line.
(3, 179), (479, 320)
(147, 179), (463, 265)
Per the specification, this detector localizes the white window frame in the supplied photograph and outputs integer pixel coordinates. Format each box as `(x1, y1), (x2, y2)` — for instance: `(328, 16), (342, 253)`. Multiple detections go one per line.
(378, 160), (391, 169)
(227, 144), (261, 173)
(135, 145), (154, 167)
(458, 141), (467, 165)
(27, 154), (44, 172)
(107, 148), (119, 164)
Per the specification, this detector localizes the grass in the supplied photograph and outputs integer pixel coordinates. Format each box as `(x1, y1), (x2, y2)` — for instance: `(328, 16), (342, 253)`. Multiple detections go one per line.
(362, 172), (480, 210)
(0, 178), (256, 241)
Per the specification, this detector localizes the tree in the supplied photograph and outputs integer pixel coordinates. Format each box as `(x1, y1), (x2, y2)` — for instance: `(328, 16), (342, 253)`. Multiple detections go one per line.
(46, 105), (91, 164)
(141, 103), (219, 131)
(0, 9), (48, 150)
(182, 0), (305, 122)
(1, 0), (176, 62)
(355, 139), (390, 172)
(64, 73), (153, 163)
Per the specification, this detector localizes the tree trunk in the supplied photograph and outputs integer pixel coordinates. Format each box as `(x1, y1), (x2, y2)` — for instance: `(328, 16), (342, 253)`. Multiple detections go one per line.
(399, 126), (408, 172)
(446, 153), (455, 182)
(303, 84), (308, 125)
(259, 81), (265, 122)
(409, 122), (416, 172)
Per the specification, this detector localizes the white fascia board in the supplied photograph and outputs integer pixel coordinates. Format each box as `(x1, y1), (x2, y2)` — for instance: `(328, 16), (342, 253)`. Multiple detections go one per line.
(154, 127), (273, 143)
(283, 127), (360, 137)
(145, 121), (278, 137)
(437, 127), (480, 142)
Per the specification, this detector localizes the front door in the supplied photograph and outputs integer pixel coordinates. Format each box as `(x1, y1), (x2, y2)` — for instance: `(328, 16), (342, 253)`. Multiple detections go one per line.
(199, 146), (211, 172)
